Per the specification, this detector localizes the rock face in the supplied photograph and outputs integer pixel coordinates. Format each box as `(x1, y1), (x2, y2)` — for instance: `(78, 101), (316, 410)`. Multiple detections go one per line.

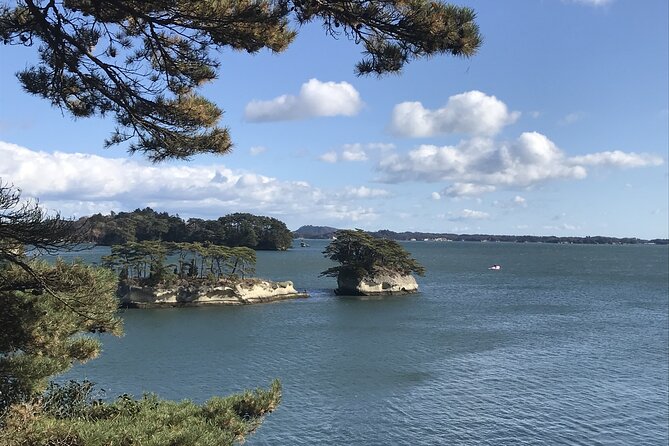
(336, 270), (419, 296)
(119, 279), (307, 307)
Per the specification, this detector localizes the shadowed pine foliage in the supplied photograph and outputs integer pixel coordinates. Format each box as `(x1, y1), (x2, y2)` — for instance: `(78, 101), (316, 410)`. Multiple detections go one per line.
(0, 183), (123, 413)
(0, 259), (122, 413)
(0, 379), (282, 446)
(0, 0), (481, 161)
(321, 228), (425, 280)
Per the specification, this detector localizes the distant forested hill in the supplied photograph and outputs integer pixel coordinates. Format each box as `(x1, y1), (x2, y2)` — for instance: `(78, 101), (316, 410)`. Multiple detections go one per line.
(292, 226), (666, 245)
(293, 225), (339, 239)
(80, 209), (293, 250)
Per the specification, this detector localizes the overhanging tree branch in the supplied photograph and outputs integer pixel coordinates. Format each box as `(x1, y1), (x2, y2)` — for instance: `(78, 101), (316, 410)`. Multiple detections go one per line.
(1, 0), (481, 162)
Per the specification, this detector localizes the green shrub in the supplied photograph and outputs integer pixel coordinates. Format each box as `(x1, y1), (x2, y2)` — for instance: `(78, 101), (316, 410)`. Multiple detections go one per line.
(0, 380), (281, 446)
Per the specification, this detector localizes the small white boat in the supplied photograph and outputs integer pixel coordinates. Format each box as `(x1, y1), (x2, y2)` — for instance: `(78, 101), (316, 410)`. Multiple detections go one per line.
(488, 264), (501, 270)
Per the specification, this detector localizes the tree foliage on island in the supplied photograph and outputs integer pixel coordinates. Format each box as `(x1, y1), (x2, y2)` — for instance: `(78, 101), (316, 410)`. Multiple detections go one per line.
(321, 229), (425, 280)
(0, 0), (481, 161)
(83, 208), (293, 250)
(102, 240), (257, 285)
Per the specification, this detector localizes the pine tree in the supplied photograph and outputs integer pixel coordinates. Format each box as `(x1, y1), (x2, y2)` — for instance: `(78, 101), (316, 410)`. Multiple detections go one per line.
(0, 0), (481, 161)
(0, 183), (122, 412)
(321, 228), (425, 280)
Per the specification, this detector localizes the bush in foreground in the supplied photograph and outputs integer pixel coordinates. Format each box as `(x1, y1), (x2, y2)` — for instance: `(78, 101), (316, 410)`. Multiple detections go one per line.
(1, 379), (281, 446)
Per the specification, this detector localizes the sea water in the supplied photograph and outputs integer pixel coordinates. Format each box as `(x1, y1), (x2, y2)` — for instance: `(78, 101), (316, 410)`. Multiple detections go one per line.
(61, 241), (668, 445)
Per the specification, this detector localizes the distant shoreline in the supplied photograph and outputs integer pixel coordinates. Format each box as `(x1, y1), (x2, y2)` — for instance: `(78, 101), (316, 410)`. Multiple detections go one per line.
(292, 226), (668, 246)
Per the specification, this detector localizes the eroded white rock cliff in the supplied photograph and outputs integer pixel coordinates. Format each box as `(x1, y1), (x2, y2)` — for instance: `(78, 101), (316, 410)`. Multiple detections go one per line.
(119, 279), (307, 307)
(336, 270), (418, 296)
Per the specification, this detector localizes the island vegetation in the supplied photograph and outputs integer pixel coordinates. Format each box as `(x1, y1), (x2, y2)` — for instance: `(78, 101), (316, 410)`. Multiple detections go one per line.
(102, 240), (258, 285)
(101, 240), (305, 307)
(322, 229), (425, 295)
(82, 209), (293, 250)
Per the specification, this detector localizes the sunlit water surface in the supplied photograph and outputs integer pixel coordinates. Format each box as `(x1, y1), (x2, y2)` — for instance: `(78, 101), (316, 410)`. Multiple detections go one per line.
(61, 241), (668, 445)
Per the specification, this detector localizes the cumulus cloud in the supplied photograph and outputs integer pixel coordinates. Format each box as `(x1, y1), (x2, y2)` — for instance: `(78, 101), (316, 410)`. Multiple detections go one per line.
(341, 144), (368, 162)
(245, 79), (363, 122)
(389, 90), (520, 137)
(0, 141), (384, 226)
(431, 192), (441, 200)
(377, 131), (663, 196)
(379, 132), (586, 187)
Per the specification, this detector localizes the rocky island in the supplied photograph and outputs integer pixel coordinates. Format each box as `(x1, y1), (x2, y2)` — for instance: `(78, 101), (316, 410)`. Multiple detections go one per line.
(103, 241), (307, 307)
(321, 229), (425, 296)
(119, 279), (307, 307)
(335, 269), (419, 296)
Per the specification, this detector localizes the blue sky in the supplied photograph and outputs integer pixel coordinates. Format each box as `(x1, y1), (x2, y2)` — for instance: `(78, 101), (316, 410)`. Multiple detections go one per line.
(1, 0), (667, 238)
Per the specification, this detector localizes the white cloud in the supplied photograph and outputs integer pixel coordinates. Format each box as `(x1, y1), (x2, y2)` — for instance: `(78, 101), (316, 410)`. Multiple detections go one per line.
(569, 150), (663, 168)
(0, 141), (386, 227)
(431, 192), (441, 200)
(378, 132), (662, 196)
(341, 144), (368, 162)
(245, 79), (363, 122)
(445, 183), (496, 197)
(320, 151), (338, 163)
(389, 90), (520, 137)
(379, 132), (587, 189)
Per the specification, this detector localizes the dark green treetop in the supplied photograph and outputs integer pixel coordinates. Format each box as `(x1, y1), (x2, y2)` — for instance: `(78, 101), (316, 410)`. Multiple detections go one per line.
(0, 0), (481, 161)
(321, 229), (425, 279)
(83, 208), (293, 250)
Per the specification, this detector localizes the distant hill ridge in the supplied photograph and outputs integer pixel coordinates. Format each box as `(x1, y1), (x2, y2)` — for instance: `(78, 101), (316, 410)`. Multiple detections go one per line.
(292, 226), (668, 245)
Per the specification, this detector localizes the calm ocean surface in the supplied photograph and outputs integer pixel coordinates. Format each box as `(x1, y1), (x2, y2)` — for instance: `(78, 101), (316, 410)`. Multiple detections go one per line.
(61, 240), (668, 445)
